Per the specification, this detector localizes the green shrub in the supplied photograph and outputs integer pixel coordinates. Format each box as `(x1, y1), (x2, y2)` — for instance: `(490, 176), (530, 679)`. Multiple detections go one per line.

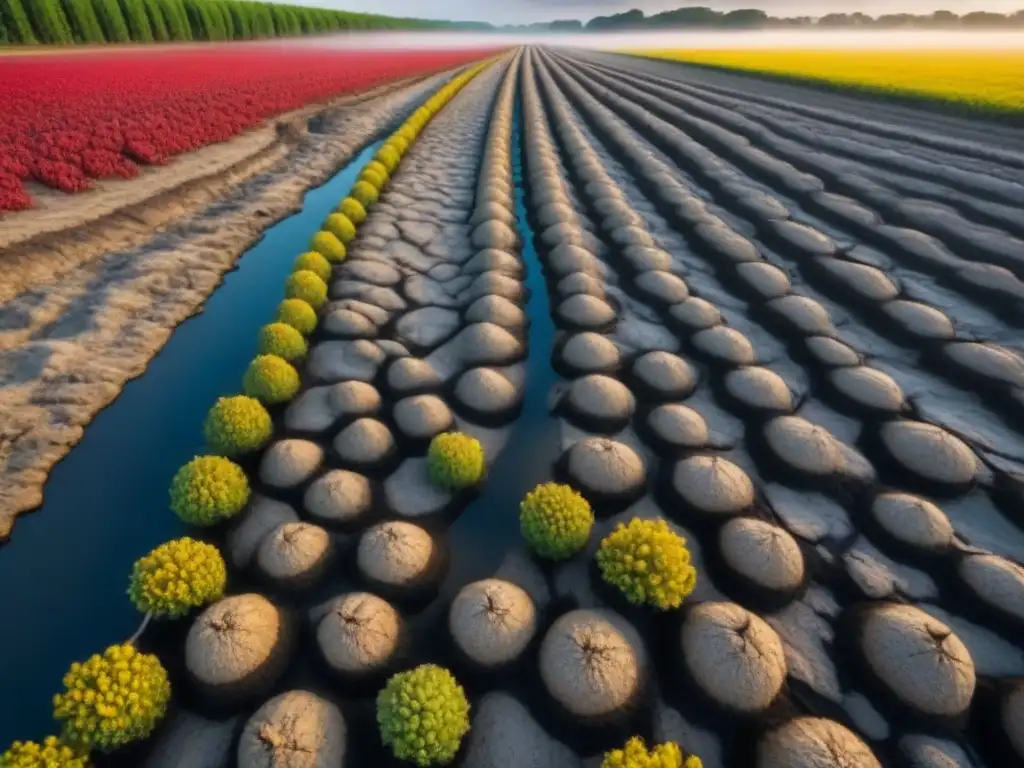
(375, 145), (400, 173)
(203, 395), (273, 456)
(602, 737), (700, 768)
(128, 537), (227, 619)
(119, 0), (154, 41)
(427, 432), (485, 490)
(293, 250), (332, 282)
(1, 0), (38, 43)
(61, 0), (106, 42)
(596, 518), (696, 611)
(351, 180), (379, 208)
(25, 0), (74, 43)
(274, 298), (318, 335)
(257, 322), (308, 362)
(92, 0), (131, 41)
(243, 354), (300, 404)
(520, 482), (593, 561)
(324, 212), (357, 244)
(377, 665), (470, 766)
(141, 0), (169, 40)
(284, 270), (327, 310)
(53, 644), (171, 752)
(310, 230), (346, 263)
(338, 197), (367, 225)
(169, 456), (250, 526)
(0, 736), (90, 767)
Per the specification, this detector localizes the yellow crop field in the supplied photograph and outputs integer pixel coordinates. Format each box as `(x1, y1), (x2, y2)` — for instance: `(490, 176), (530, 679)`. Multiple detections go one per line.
(627, 49), (1024, 114)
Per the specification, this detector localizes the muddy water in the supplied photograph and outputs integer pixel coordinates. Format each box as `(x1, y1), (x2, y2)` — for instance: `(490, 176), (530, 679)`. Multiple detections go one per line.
(0, 141), (382, 747)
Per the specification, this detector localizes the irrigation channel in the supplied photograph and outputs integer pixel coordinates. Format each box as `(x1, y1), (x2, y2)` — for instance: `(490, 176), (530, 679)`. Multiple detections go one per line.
(0, 140), (383, 750)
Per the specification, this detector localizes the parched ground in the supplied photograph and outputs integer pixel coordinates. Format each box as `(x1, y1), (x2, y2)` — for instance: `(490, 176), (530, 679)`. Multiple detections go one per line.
(0, 72), (451, 537)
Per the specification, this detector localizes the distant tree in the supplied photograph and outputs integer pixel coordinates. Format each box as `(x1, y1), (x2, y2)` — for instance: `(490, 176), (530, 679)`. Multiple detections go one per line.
(649, 7), (722, 27)
(26, 0), (75, 43)
(1, 0), (38, 43)
(961, 11), (1007, 24)
(549, 19), (582, 30)
(722, 8), (768, 27)
(930, 10), (959, 24)
(119, 0), (154, 41)
(60, 0), (106, 42)
(818, 13), (851, 26)
(91, 0), (131, 41)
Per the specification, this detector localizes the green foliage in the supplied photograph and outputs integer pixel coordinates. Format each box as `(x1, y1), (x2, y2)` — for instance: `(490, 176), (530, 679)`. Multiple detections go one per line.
(338, 197), (367, 225)
(60, 0), (106, 43)
(257, 322), (308, 362)
(284, 269), (327, 310)
(243, 354), (300, 405)
(274, 298), (318, 335)
(91, 0), (131, 41)
(323, 212), (357, 244)
(140, 0), (168, 39)
(169, 455), (250, 526)
(596, 518), (696, 611)
(119, 0), (153, 40)
(128, 537), (226, 619)
(53, 644), (171, 752)
(0, 0), (38, 43)
(427, 432), (485, 490)
(149, 0), (188, 40)
(602, 737), (701, 768)
(0, 736), (90, 767)
(311, 230), (346, 263)
(292, 251), (331, 282)
(350, 181), (380, 209)
(26, 0), (74, 44)
(377, 665), (470, 766)
(203, 395), (273, 456)
(519, 482), (594, 561)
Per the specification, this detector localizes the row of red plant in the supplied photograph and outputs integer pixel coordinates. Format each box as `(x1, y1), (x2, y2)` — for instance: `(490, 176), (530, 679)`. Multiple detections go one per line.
(0, 45), (495, 213)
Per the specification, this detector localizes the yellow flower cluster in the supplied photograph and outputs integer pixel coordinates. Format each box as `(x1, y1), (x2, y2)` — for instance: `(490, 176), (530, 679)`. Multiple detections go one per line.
(519, 482), (594, 561)
(324, 212), (357, 244)
(377, 664), (470, 766)
(427, 432), (486, 490)
(338, 197), (367, 225)
(310, 230), (346, 263)
(284, 269), (327, 310)
(169, 455), (250, 526)
(602, 737), (702, 768)
(128, 537), (226, 619)
(243, 354), (300, 405)
(52, 644), (170, 752)
(292, 251), (332, 282)
(257, 323), (308, 363)
(596, 518), (696, 611)
(203, 395), (273, 457)
(0, 736), (90, 767)
(274, 298), (318, 335)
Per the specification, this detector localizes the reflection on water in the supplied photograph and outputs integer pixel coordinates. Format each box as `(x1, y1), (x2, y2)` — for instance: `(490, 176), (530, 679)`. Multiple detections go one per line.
(282, 29), (1024, 51)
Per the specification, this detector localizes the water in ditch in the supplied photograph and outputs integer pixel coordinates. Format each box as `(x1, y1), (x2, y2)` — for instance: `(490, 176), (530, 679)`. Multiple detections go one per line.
(0, 140), (383, 748)
(439, 95), (560, 596)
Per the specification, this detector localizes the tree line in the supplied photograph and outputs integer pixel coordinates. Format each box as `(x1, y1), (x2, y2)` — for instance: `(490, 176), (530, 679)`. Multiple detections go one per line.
(0, 0), (455, 45)
(505, 6), (1024, 31)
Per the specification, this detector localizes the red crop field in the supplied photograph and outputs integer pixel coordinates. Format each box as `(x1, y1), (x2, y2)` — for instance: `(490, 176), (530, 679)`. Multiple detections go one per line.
(0, 46), (496, 212)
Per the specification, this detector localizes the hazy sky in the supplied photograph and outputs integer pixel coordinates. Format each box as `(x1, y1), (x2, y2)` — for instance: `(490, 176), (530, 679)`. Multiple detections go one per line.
(296, 0), (1023, 24)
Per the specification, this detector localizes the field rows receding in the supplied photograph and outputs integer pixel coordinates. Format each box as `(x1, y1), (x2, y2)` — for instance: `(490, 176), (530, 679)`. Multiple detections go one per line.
(4, 44), (1024, 768)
